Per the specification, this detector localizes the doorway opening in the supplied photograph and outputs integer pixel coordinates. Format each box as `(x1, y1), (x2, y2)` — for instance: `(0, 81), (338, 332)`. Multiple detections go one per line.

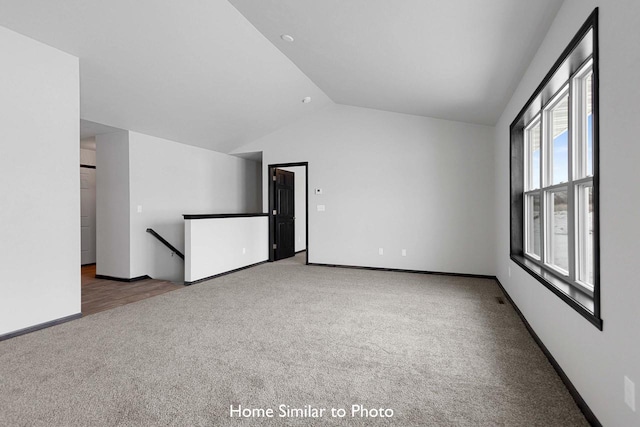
(80, 138), (97, 266)
(79, 121), (182, 316)
(268, 162), (308, 265)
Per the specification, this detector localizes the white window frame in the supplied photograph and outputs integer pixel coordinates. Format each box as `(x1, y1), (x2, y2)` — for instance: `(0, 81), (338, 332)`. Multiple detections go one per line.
(523, 115), (542, 261)
(523, 58), (595, 296)
(509, 8), (600, 329)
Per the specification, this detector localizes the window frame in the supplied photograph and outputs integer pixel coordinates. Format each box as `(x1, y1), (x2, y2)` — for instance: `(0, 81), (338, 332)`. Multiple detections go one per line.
(509, 8), (601, 330)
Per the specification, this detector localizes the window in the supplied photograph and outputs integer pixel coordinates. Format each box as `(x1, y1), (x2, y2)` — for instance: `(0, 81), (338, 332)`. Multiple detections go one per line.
(510, 9), (601, 329)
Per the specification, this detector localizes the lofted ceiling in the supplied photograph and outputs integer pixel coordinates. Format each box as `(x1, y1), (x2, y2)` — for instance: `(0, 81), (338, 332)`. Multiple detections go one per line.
(0, 0), (331, 153)
(0, 1), (564, 153)
(229, 0), (565, 126)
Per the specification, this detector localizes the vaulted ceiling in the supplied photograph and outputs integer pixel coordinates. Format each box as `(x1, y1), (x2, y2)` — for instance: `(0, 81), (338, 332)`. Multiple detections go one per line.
(230, 0), (564, 127)
(0, 0), (564, 153)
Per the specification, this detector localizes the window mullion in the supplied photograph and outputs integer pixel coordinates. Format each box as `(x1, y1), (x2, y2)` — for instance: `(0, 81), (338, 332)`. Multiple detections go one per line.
(540, 114), (546, 265)
(576, 182), (586, 283)
(567, 87), (576, 283)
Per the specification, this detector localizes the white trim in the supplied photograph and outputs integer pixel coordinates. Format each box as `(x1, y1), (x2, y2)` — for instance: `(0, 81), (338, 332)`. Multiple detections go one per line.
(522, 56), (595, 297)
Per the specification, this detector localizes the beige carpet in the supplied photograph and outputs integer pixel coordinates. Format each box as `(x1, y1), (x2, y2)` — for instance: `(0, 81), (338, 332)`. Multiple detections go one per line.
(0, 253), (588, 426)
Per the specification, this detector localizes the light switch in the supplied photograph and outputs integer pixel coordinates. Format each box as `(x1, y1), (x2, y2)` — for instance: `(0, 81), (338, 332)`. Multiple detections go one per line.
(315, 188), (323, 195)
(317, 204), (325, 212)
(137, 205), (143, 213)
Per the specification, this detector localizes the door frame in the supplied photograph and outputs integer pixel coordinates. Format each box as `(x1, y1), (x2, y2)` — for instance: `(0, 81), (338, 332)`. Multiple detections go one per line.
(268, 162), (309, 265)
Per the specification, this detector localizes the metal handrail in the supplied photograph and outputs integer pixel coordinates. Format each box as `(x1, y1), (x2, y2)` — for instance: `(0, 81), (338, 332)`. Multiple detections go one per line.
(146, 228), (184, 260)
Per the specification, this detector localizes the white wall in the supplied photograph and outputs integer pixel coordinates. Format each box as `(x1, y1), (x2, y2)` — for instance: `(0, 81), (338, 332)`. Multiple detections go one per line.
(235, 104), (495, 275)
(185, 217), (268, 282)
(128, 132), (262, 282)
(280, 166), (307, 252)
(493, 1), (640, 425)
(96, 131), (261, 282)
(96, 131), (131, 278)
(0, 26), (79, 335)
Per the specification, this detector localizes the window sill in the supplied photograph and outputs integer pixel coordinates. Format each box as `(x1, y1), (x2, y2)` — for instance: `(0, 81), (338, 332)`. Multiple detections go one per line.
(510, 254), (603, 330)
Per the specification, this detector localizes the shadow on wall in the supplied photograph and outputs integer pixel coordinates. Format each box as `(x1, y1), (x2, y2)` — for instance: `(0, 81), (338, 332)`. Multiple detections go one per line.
(144, 157), (263, 283)
(146, 225), (185, 283)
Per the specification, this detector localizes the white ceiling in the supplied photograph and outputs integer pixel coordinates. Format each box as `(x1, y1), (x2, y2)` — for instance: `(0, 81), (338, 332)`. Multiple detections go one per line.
(80, 120), (124, 140)
(0, 1), (564, 153)
(230, 0), (565, 126)
(0, 0), (331, 153)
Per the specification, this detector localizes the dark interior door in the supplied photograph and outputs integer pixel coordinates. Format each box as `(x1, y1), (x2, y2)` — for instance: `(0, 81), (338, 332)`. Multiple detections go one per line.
(274, 169), (295, 260)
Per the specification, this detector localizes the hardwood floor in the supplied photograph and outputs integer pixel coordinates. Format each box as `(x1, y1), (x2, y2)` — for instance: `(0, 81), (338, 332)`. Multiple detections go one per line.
(81, 265), (182, 316)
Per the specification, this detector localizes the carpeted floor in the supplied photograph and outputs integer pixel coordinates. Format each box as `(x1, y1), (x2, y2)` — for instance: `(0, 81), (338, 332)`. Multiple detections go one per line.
(0, 253), (588, 426)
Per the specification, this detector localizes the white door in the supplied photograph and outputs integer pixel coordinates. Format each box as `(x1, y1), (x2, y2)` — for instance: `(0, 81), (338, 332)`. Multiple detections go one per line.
(80, 167), (96, 265)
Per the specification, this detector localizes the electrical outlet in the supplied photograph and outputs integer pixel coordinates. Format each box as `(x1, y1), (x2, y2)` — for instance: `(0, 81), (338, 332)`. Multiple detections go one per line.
(317, 204), (325, 212)
(625, 376), (636, 411)
(137, 205), (142, 213)
(402, 249), (407, 257)
(378, 248), (383, 255)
